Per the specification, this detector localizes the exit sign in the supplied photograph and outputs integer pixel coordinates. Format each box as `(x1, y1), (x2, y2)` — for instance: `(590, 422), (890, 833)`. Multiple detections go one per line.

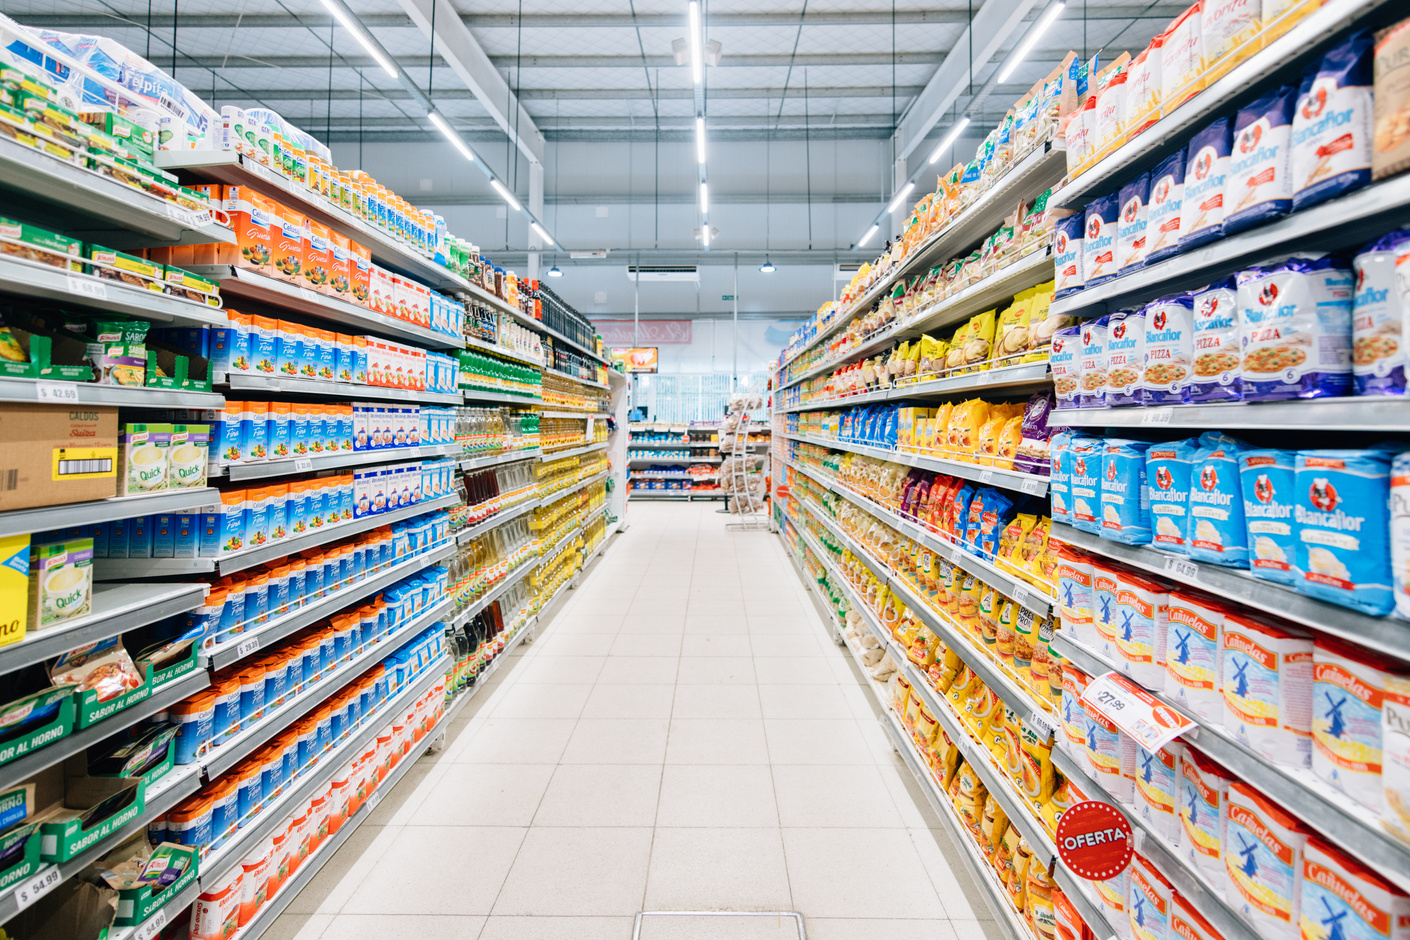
(722, 294), (735, 300)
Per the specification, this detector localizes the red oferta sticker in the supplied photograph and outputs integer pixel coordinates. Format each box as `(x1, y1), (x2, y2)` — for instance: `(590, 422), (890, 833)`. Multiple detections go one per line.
(1055, 800), (1134, 880)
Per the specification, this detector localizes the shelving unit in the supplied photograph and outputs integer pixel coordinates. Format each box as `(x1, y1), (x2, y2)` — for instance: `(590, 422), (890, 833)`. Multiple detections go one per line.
(781, 361), (1052, 413)
(460, 448), (542, 471)
(222, 442), (461, 482)
(219, 373), (462, 406)
(785, 432), (1049, 497)
(0, 488), (218, 540)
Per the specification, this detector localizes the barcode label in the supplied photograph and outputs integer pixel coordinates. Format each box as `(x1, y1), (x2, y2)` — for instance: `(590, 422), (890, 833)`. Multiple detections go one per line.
(57, 457), (112, 476)
(2, 470), (17, 491)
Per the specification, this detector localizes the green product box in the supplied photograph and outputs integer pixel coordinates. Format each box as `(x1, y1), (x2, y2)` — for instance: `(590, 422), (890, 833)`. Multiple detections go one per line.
(81, 110), (154, 161)
(113, 844), (198, 926)
(36, 773), (147, 863)
(0, 825), (40, 894)
(0, 688), (76, 768)
(0, 216), (83, 271)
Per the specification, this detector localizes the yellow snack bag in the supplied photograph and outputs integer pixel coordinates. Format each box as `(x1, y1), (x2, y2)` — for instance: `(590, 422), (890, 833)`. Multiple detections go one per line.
(979, 583), (1000, 649)
(995, 599), (1016, 667)
(962, 309), (997, 371)
(945, 321), (971, 372)
(955, 399), (991, 458)
(981, 794), (1011, 858)
(995, 296), (1033, 365)
(1023, 517), (1054, 585)
(929, 401), (954, 453)
(997, 414), (1025, 469)
(1024, 282), (1066, 361)
(1040, 774), (1075, 834)
(976, 410), (1009, 465)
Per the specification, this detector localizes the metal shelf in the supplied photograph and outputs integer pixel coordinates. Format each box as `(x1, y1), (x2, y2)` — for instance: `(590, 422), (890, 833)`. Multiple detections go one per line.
(457, 499), (540, 543)
(463, 335), (544, 368)
(781, 361), (1052, 412)
(540, 470), (609, 507)
(538, 409), (598, 419)
(156, 150), (473, 295)
(581, 523), (618, 567)
(0, 375), (222, 409)
(94, 493), (460, 579)
(1052, 170), (1410, 320)
(450, 554), (539, 630)
(459, 448), (541, 471)
(0, 668), (209, 797)
(219, 373), (461, 406)
(107, 879), (202, 940)
(1050, 629), (1410, 895)
(461, 387), (543, 406)
(781, 249), (1054, 390)
(223, 443), (461, 482)
(785, 432), (1050, 497)
(541, 441), (608, 460)
(0, 582), (206, 677)
(202, 597), (452, 778)
(785, 142), (1065, 368)
(203, 541), (457, 670)
(0, 136), (234, 249)
(0, 255), (228, 329)
(1050, 0), (1398, 208)
(543, 367), (609, 389)
(0, 487), (217, 541)
(1051, 523), (1410, 666)
(1050, 396), (1410, 433)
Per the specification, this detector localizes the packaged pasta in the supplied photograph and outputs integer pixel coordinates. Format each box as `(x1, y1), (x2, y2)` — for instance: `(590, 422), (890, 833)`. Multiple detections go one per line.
(1202, 0), (1260, 78)
(1225, 85), (1296, 234)
(1162, 4), (1206, 111)
(1291, 31), (1375, 211)
(1373, 18), (1410, 181)
(1125, 37), (1164, 136)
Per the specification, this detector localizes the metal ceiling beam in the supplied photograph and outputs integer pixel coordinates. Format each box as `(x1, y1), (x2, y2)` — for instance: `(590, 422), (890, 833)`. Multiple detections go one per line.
(203, 84), (955, 102)
(309, 114), (910, 130)
(404, 191), (886, 206)
(324, 126), (897, 142)
(397, 0), (544, 166)
(132, 51), (956, 69)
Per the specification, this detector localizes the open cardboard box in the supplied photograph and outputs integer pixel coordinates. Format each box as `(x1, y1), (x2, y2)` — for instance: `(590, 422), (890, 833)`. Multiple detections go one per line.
(95, 834), (199, 927)
(6, 874), (116, 940)
(34, 765), (147, 863)
(0, 684), (76, 769)
(75, 639), (200, 729)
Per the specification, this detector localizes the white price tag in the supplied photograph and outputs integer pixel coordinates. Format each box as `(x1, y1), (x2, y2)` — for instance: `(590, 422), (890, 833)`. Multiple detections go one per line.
(164, 203), (197, 227)
(1141, 408), (1174, 426)
(133, 908), (168, 940)
(35, 381), (79, 403)
(979, 469), (994, 485)
(1010, 582), (1030, 608)
(948, 545), (962, 564)
(1025, 709), (1057, 741)
(293, 457), (315, 473)
(236, 637), (260, 658)
(1163, 555), (1199, 580)
(13, 866), (61, 912)
(1080, 671), (1196, 751)
(1021, 478), (1046, 495)
(297, 288), (317, 304)
(65, 275), (108, 301)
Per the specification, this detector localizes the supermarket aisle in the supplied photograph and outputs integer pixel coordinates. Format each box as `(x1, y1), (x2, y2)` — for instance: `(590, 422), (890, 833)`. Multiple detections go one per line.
(268, 502), (1000, 940)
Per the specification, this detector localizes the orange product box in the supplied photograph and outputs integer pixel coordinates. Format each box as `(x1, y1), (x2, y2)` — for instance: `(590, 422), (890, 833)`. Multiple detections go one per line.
(350, 241), (371, 306)
(303, 221), (332, 293)
(273, 207), (307, 282)
(227, 185), (277, 275)
(328, 232), (351, 301)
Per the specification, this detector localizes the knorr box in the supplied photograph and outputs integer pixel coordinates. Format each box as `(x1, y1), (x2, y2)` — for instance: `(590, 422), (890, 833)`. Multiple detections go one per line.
(119, 423), (171, 496)
(28, 538), (93, 627)
(167, 425), (210, 490)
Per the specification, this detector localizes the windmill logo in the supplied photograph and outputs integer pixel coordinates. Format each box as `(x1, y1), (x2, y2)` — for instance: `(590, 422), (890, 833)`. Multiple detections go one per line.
(1063, 579), (1078, 608)
(1099, 593), (1113, 625)
(1140, 750), (1156, 785)
(1184, 785), (1200, 826)
(1086, 722), (1099, 753)
(1133, 894), (1148, 930)
(1232, 660), (1252, 698)
(1236, 834), (1260, 878)
(1120, 609), (1137, 643)
(1173, 628), (1193, 664)
(1317, 897), (1350, 940)
(1322, 692), (1348, 740)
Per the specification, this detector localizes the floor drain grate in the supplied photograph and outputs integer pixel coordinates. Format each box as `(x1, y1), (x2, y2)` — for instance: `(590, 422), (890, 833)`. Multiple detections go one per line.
(633, 911), (807, 940)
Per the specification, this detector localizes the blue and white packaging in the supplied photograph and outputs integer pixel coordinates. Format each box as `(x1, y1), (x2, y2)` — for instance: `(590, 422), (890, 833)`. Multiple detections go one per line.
(1295, 446), (1400, 615)
(1100, 438), (1153, 544)
(1051, 324), (1081, 409)
(1084, 193), (1121, 287)
(1237, 255), (1354, 401)
(1179, 119), (1232, 250)
(1224, 86), (1296, 234)
(1189, 432), (1249, 567)
(1069, 436), (1104, 535)
(1146, 149), (1186, 263)
(1190, 276), (1242, 402)
(1050, 430), (1076, 524)
(1105, 308), (1146, 407)
(1291, 31), (1374, 212)
(1078, 315), (1110, 409)
(1147, 438), (1199, 553)
(1142, 294), (1195, 404)
(1054, 213), (1086, 297)
(1351, 230), (1410, 396)
(1239, 449), (1299, 586)
(1116, 173), (1151, 273)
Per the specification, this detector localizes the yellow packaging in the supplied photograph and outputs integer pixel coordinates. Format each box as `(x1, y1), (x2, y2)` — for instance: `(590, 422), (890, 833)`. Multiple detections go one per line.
(997, 415), (1025, 470)
(0, 535), (31, 647)
(962, 310), (997, 372)
(953, 399), (992, 461)
(1020, 719), (1057, 805)
(975, 409), (1009, 466)
(931, 402), (955, 454)
(981, 794), (1010, 857)
(945, 321), (971, 372)
(995, 296), (1033, 363)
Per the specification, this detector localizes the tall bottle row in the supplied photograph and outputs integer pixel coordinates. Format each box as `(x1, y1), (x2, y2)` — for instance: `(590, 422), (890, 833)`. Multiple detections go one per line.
(772, 6), (1410, 940)
(0, 16), (624, 940)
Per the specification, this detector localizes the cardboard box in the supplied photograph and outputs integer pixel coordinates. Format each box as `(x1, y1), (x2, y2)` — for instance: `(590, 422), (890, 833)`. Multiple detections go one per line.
(0, 404), (118, 511)
(0, 687), (75, 768)
(35, 772), (147, 862)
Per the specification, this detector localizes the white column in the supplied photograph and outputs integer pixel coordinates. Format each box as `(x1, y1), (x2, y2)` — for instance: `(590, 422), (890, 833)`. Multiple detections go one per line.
(527, 160), (545, 281)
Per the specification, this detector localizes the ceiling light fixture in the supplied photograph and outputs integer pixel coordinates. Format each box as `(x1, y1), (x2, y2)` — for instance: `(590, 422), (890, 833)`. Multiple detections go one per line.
(858, 224), (879, 247)
(319, 0), (398, 78)
(886, 181), (916, 214)
(702, 227), (711, 247)
(547, 265), (563, 277)
(531, 222), (554, 246)
(699, 182), (709, 213)
(428, 111), (475, 162)
(927, 116), (971, 165)
(688, 1), (703, 85)
(695, 117), (706, 164)
(760, 260), (775, 273)
(490, 179), (521, 212)
(996, 1), (1066, 83)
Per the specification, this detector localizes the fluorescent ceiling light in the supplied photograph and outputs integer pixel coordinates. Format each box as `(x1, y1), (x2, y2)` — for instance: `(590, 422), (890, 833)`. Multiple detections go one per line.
(319, 0), (398, 78)
(695, 117), (706, 164)
(886, 182), (915, 214)
(996, 2), (1065, 83)
(927, 116), (971, 164)
(531, 222), (554, 246)
(858, 224), (879, 247)
(760, 260), (775, 273)
(702, 226), (710, 246)
(699, 182), (709, 212)
(688, 1), (703, 85)
(490, 179), (521, 212)
(547, 265), (563, 277)
(428, 112), (475, 162)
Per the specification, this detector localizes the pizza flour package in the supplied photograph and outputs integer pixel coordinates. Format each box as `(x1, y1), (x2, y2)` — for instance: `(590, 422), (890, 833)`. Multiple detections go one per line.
(1237, 256), (1354, 401)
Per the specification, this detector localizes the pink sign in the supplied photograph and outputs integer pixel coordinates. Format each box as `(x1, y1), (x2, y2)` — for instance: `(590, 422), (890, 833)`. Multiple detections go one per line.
(596, 320), (693, 345)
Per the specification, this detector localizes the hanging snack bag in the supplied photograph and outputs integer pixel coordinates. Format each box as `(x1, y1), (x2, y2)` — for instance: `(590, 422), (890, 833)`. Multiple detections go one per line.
(1116, 173), (1151, 274)
(1179, 118), (1231, 250)
(1352, 229), (1410, 395)
(1084, 193), (1121, 287)
(1190, 276), (1242, 402)
(1106, 308), (1146, 406)
(1147, 437), (1199, 552)
(1222, 610), (1314, 768)
(1239, 448), (1299, 586)
(1312, 637), (1405, 812)
(1054, 213), (1086, 298)
(1295, 446), (1399, 615)
(1165, 589), (1226, 722)
(1101, 438), (1153, 544)
(1373, 18), (1410, 181)
(1146, 149), (1187, 263)
(1078, 315), (1110, 409)
(1142, 294), (1195, 404)
(1225, 85), (1297, 234)
(1291, 31), (1374, 212)
(1190, 431), (1249, 567)
(1238, 255), (1354, 401)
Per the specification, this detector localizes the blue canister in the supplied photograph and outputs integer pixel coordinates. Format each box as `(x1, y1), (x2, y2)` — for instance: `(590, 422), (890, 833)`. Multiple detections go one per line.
(171, 694), (214, 764)
(212, 676), (242, 745)
(238, 667), (266, 723)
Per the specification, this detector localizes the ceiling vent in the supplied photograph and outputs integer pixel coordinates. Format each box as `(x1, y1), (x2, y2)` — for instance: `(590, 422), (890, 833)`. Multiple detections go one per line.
(627, 265), (700, 283)
(834, 262), (863, 279)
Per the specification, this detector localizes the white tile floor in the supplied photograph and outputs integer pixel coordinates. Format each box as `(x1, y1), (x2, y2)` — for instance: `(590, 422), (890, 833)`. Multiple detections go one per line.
(264, 502), (1004, 940)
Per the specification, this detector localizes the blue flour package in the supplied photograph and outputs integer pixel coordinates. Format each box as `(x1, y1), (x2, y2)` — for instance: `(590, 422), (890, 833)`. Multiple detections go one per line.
(1050, 430), (1075, 524)
(1189, 432), (1249, 567)
(1054, 213), (1086, 298)
(1084, 193), (1121, 288)
(1100, 438), (1153, 544)
(1147, 438), (1199, 553)
(1146, 149), (1186, 263)
(1224, 86), (1296, 234)
(1291, 31), (1374, 212)
(1180, 119), (1231, 250)
(1238, 449), (1298, 586)
(1190, 276), (1242, 402)
(1237, 255), (1354, 401)
(1351, 230), (1410, 396)
(1069, 435), (1104, 535)
(1116, 173), (1151, 274)
(1105, 308), (1145, 406)
(1294, 446), (1399, 615)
